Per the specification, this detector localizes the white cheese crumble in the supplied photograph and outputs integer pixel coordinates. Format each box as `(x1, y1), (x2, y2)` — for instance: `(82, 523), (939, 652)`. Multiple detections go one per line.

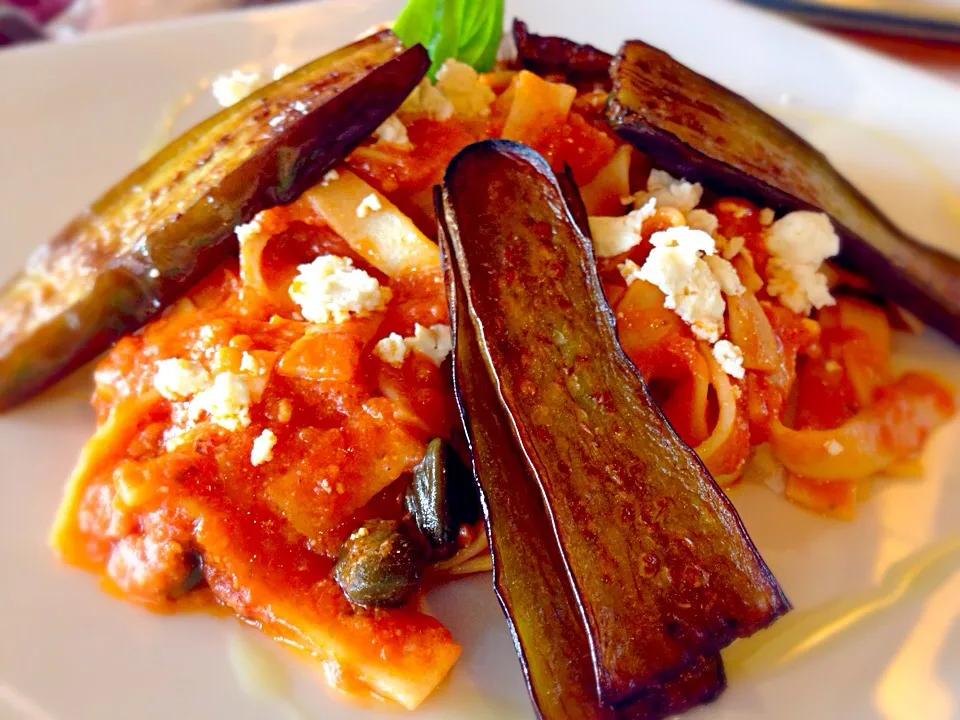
(765, 211), (840, 315)
(289, 255), (391, 324)
(153, 359), (211, 401)
(435, 59), (496, 117)
(406, 324), (453, 366)
(587, 198), (657, 257)
(321, 169), (340, 186)
(824, 439), (844, 456)
(374, 325), (454, 368)
(234, 213), (264, 247)
(704, 255), (745, 296)
(271, 63), (293, 81)
(250, 429), (278, 467)
(374, 115), (411, 147)
(356, 193), (383, 218)
(633, 226), (726, 343)
(211, 64), (294, 108)
(645, 169), (704, 213)
(210, 63), (294, 107)
(686, 209), (719, 236)
(240, 352), (263, 375)
(374, 333), (408, 368)
(211, 69), (262, 108)
(618, 258), (643, 286)
(712, 340), (745, 379)
(188, 372), (252, 432)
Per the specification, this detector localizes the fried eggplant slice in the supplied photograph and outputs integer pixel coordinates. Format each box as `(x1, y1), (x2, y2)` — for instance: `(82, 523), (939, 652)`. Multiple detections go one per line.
(512, 19), (613, 90)
(0, 31), (429, 411)
(618, 655), (725, 719)
(441, 218), (611, 720)
(445, 216), (725, 719)
(607, 40), (960, 344)
(441, 140), (789, 704)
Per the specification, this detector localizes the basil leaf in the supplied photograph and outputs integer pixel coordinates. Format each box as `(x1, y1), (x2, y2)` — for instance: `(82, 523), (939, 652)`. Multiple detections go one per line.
(394, 0), (504, 77)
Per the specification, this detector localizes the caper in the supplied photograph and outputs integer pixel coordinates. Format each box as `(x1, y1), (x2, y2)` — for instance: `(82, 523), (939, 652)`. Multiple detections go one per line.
(334, 519), (430, 608)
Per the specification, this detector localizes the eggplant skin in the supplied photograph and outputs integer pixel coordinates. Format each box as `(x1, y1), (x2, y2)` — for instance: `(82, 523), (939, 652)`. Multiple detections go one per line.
(618, 655), (725, 719)
(0, 31), (429, 411)
(440, 210), (613, 720)
(512, 19), (613, 90)
(443, 209), (727, 720)
(607, 39), (960, 344)
(442, 139), (788, 704)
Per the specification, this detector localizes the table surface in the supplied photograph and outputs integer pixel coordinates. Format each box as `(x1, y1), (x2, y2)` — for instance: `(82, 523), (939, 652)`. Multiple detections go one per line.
(830, 28), (960, 84)
(2, 1), (959, 85)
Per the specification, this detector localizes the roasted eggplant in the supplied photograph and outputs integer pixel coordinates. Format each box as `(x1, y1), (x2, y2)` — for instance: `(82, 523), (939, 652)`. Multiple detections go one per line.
(441, 140), (789, 705)
(512, 19), (613, 91)
(618, 655), (725, 719)
(0, 31), (429, 411)
(607, 39), (960, 344)
(442, 151), (730, 719)
(442, 225), (612, 719)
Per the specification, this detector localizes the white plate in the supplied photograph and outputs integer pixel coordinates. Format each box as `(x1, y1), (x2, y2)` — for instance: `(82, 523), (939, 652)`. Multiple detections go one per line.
(1, 1), (959, 718)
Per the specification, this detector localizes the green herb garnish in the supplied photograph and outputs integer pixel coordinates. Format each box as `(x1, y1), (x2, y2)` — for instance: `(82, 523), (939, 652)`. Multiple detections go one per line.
(394, 0), (505, 77)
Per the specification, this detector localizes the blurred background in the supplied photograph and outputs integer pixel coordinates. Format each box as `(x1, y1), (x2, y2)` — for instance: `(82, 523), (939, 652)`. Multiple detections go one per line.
(1, 0), (959, 83)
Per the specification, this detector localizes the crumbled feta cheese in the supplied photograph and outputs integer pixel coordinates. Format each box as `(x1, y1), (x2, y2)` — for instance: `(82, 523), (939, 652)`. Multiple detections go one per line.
(406, 324), (453, 366)
(824, 439), (844, 456)
(148, 268), (161, 279)
(240, 352), (263, 375)
(289, 255), (391, 324)
(765, 211), (840, 315)
(401, 78), (455, 121)
(374, 333), (408, 368)
(636, 226), (726, 343)
(588, 198), (657, 257)
(646, 169), (703, 213)
(686, 209), (719, 236)
(435, 59), (496, 117)
(234, 214), (265, 247)
(188, 372), (252, 432)
(618, 258), (643, 286)
(154, 359), (211, 401)
(321, 169), (340, 186)
(768, 211), (841, 266)
(211, 69), (262, 107)
(356, 193), (383, 218)
(712, 340), (745, 379)
(271, 63), (293, 81)
(759, 208), (776, 226)
(212, 63), (292, 108)
(374, 115), (411, 147)
(704, 255), (745, 296)
(250, 429), (278, 467)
